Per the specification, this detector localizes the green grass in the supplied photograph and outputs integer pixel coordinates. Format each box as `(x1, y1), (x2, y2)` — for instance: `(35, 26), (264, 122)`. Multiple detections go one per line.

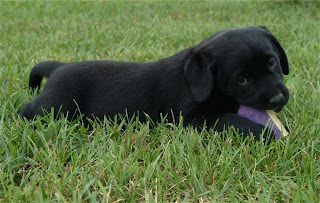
(1, 1), (320, 202)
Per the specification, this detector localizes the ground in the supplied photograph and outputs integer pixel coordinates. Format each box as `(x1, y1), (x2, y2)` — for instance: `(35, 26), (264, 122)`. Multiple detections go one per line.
(0, 1), (319, 202)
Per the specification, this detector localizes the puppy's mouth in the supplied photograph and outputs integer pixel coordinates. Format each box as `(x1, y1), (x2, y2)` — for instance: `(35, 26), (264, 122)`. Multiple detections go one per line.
(250, 104), (284, 112)
(236, 100), (285, 112)
(254, 102), (286, 112)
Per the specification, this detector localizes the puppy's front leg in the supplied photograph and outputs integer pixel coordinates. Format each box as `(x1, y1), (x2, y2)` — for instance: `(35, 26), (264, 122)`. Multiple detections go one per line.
(190, 113), (275, 143)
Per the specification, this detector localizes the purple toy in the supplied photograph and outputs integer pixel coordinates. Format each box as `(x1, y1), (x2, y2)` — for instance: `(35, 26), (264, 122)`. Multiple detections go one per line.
(237, 105), (288, 139)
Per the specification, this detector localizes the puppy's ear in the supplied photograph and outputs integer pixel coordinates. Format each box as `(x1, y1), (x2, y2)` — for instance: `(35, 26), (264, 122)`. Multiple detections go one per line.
(259, 26), (289, 75)
(184, 51), (216, 103)
(270, 35), (289, 75)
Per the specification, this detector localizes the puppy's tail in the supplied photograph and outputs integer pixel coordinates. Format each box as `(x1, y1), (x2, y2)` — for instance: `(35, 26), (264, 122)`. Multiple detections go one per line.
(29, 61), (64, 91)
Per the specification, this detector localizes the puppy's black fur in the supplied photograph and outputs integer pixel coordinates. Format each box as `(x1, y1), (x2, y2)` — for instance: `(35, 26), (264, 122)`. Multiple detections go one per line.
(20, 26), (289, 142)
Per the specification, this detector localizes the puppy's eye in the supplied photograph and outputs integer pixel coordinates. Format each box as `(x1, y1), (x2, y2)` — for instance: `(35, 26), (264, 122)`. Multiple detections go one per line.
(268, 58), (276, 71)
(237, 76), (248, 85)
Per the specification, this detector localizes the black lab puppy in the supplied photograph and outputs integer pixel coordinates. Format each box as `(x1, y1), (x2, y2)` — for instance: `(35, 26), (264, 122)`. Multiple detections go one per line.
(20, 26), (289, 142)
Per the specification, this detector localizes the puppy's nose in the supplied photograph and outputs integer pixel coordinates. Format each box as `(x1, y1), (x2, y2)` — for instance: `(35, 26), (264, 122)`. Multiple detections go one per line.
(270, 93), (284, 106)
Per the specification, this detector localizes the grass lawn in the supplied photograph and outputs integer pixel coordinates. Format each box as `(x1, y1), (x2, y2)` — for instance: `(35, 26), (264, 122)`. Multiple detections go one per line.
(1, 1), (320, 202)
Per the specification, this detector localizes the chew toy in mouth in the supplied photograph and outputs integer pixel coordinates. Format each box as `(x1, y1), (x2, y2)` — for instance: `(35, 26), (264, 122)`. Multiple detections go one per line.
(237, 105), (288, 139)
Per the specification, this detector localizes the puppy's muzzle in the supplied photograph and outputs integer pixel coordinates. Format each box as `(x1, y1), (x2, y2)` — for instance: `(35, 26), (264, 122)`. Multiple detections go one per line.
(268, 84), (289, 111)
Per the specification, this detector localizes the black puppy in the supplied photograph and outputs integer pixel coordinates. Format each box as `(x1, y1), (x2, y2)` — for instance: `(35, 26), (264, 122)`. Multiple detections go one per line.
(20, 26), (289, 142)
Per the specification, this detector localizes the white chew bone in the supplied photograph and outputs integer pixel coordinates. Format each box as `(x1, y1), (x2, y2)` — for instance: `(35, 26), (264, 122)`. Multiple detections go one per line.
(266, 110), (288, 137)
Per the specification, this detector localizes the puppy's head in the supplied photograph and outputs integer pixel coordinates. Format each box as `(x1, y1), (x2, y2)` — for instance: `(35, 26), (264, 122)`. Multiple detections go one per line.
(184, 26), (289, 111)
